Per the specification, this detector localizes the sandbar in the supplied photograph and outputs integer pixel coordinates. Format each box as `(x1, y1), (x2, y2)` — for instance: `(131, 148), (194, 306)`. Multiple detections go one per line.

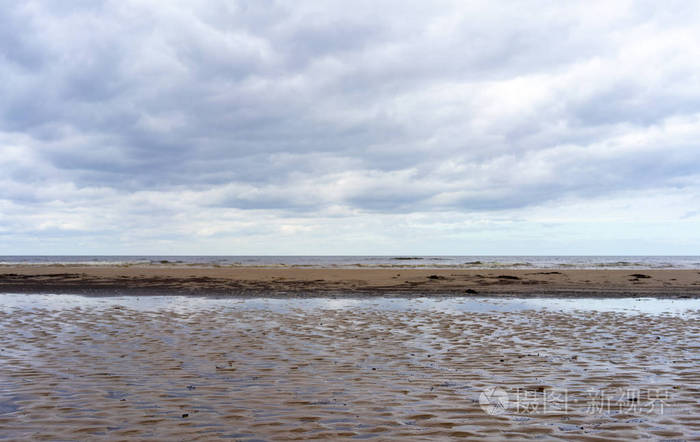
(1, 265), (699, 297)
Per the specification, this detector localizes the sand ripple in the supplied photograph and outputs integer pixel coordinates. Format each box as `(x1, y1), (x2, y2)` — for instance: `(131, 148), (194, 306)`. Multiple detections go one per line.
(0, 298), (699, 440)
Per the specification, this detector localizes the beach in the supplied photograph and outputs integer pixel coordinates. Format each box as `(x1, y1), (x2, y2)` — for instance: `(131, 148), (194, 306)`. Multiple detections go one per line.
(5, 0), (700, 439)
(1, 295), (699, 440)
(2, 265), (700, 439)
(1, 265), (699, 297)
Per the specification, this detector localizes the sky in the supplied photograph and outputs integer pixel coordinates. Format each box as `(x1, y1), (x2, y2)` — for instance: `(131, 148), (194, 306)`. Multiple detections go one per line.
(1, 0), (700, 255)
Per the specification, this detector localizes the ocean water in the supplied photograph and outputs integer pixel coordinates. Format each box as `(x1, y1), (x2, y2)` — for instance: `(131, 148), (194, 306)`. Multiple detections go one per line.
(0, 255), (699, 269)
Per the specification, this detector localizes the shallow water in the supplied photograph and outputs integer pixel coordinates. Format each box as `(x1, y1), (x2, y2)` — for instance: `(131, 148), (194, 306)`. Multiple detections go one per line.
(1, 295), (699, 440)
(2, 294), (700, 315)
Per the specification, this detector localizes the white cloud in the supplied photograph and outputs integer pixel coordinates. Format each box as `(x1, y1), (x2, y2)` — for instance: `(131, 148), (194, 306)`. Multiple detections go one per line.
(1, 1), (699, 253)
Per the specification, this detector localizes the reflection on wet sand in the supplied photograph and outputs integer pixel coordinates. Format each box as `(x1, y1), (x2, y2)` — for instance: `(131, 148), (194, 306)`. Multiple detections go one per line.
(0, 296), (699, 440)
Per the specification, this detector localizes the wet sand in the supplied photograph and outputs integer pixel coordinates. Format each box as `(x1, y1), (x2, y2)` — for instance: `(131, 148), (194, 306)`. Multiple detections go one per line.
(1, 295), (699, 440)
(1, 266), (700, 297)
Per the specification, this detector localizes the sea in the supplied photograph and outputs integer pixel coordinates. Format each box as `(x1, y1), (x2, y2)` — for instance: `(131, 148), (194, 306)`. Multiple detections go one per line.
(1, 255), (699, 269)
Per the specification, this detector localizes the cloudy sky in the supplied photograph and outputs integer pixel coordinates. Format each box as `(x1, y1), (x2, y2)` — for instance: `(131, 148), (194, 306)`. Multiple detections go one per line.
(2, 1), (700, 255)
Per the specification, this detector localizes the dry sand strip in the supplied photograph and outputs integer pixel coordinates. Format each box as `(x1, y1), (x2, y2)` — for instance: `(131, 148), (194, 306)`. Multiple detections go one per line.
(1, 266), (700, 297)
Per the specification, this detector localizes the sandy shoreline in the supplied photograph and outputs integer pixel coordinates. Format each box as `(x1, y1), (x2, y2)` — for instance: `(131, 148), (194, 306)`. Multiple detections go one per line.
(1, 266), (699, 297)
(2, 295), (699, 440)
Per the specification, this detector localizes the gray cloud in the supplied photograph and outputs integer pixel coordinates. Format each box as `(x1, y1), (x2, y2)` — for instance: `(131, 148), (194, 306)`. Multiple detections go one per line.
(2, 1), (700, 252)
